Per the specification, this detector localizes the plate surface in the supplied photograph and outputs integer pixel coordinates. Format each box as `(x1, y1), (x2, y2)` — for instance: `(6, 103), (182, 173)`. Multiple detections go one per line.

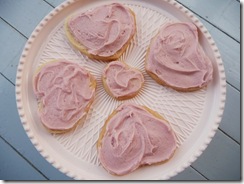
(16, 0), (226, 180)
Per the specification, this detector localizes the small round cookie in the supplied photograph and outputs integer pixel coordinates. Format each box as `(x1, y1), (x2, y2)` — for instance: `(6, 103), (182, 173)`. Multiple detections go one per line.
(145, 22), (213, 92)
(33, 60), (96, 133)
(102, 61), (144, 100)
(97, 103), (177, 176)
(65, 3), (136, 61)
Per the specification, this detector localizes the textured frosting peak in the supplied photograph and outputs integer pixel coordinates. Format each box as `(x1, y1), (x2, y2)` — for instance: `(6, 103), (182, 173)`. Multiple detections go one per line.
(146, 22), (213, 90)
(68, 3), (136, 57)
(33, 61), (96, 130)
(98, 103), (177, 175)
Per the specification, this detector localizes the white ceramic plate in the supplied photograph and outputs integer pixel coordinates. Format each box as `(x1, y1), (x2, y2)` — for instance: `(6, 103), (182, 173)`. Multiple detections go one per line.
(16, 0), (226, 180)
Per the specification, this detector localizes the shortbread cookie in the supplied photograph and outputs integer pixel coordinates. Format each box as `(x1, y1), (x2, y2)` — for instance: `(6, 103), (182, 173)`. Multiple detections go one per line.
(102, 61), (144, 100)
(33, 60), (96, 133)
(65, 3), (136, 61)
(146, 22), (213, 92)
(97, 103), (177, 176)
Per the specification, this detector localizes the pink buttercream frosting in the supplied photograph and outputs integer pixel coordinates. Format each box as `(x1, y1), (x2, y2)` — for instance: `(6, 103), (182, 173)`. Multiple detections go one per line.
(103, 61), (144, 99)
(98, 103), (177, 175)
(68, 3), (136, 57)
(33, 61), (95, 130)
(146, 22), (213, 90)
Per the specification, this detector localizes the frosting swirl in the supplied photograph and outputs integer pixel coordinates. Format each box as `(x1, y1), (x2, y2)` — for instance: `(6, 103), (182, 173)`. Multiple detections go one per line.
(103, 61), (144, 99)
(146, 22), (213, 90)
(68, 3), (136, 57)
(98, 103), (176, 175)
(33, 61), (96, 130)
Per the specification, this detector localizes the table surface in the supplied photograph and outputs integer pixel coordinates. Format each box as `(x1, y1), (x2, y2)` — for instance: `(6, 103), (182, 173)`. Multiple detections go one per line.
(0, 0), (240, 181)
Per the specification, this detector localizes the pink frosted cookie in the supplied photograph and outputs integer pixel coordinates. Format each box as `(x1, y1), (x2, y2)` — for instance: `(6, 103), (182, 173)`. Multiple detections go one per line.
(65, 3), (136, 61)
(146, 22), (213, 92)
(33, 60), (96, 133)
(97, 103), (177, 176)
(102, 61), (144, 100)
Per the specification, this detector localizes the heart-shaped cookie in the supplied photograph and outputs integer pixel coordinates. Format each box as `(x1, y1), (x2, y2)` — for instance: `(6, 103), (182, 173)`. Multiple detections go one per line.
(97, 103), (177, 176)
(102, 61), (144, 100)
(146, 22), (213, 92)
(65, 3), (136, 61)
(33, 60), (96, 133)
